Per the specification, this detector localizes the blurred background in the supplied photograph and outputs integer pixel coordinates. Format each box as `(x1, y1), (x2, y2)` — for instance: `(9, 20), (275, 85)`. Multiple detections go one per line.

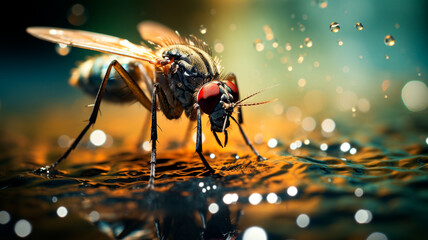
(0, 0), (427, 156)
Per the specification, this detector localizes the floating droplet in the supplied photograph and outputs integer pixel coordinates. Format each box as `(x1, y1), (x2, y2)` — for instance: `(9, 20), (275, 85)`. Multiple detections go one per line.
(367, 232), (388, 240)
(384, 35), (395, 46)
(208, 203), (219, 214)
(254, 39), (264, 52)
(320, 143), (328, 151)
(263, 25), (274, 40)
(287, 186), (298, 196)
(285, 43), (292, 51)
(55, 43), (71, 56)
(338, 39), (343, 46)
(355, 209), (373, 224)
(302, 117), (316, 131)
(296, 214), (310, 228)
(242, 226), (268, 240)
(266, 193), (278, 204)
(321, 118), (336, 133)
(298, 78), (306, 87)
(57, 206), (68, 218)
(214, 42), (224, 53)
(340, 142), (351, 152)
(14, 219), (32, 238)
(330, 22), (340, 33)
(304, 37), (313, 47)
(355, 22), (364, 30)
(267, 138), (278, 148)
(90, 129), (107, 147)
(0, 210), (11, 224)
(199, 25), (207, 34)
(385, 55), (389, 60)
(401, 80), (428, 112)
(249, 193), (263, 205)
(354, 188), (364, 197)
(317, 0), (328, 8)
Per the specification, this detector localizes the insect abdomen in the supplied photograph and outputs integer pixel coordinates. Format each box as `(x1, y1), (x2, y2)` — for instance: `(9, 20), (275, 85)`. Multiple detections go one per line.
(70, 55), (153, 103)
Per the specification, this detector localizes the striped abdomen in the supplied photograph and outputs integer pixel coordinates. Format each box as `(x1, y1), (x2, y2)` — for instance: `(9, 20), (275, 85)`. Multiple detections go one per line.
(69, 55), (154, 103)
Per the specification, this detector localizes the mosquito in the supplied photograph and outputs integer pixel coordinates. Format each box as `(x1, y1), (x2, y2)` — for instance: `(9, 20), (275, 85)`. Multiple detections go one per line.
(27, 21), (273, 188)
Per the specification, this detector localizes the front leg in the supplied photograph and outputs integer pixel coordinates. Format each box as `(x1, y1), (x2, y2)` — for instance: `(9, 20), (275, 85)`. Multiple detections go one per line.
(231, 116), (266, 161)
(148, 83), (160, 189)
(195, 106), (215, 173)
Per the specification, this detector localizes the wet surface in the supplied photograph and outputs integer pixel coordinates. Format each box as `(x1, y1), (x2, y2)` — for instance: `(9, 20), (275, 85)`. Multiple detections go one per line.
(1, 131), (427, 240)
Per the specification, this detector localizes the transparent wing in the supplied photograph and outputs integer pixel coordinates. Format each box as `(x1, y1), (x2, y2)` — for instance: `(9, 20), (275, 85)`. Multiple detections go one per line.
(137, 21), (187, 47)
(27, 27), (162, 64)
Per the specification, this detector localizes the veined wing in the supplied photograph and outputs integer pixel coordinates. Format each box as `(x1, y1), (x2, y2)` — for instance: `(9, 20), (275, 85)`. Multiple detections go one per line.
(137, 21), (187, 47)
(27, 27), (162, 64)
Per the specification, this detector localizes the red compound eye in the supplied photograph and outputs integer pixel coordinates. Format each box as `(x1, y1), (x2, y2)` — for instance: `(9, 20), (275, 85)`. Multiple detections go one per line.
(197, 82), (221, 114)
(225, 81), (239, 102)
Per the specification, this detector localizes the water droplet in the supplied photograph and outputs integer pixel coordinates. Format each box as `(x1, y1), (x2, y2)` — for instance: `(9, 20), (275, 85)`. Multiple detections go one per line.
(57, 206), (68, 218)
(55, 43), (71, 56)
(0, 210), (11, 224)
(367, 232), (388, 240)
(267, 138), (278, 148)
(89, 210), (100, 222)
(320, 143), (328, 151)
(90, 129), (107, 147)
(354, 188), (364, 197)
(340, 142), (351, 152)
(214, 42), (224, 53)
(355, 22), (364, 30)
(401, 80), (428, 112)
(254, 39), (264, 52)
(302, 117), (316, 131)
(208, 203), (219, 214)
(199, 25), (207, 34)
(384, 35), (395, 46)
(330, 22), (340, 33)
(243, 226), (268, 240)
(263, 25), (274, 40)
(14, 219), (32, 238)
(249, 193), (263, 205)
(321, 118), (336, 133)
(272, 42), (278, 48)
(209, 153), (216, 159)
(317, 0), (328, 8)
(355, 209), (373, 224)
(304, 37), (313, 47)
(266, 193), (278, 203)
(223, 193), (238, 204)
(338, 39), (344, 46)
(285, 43), (292, 51)
(298, 78), (307, 87)
(287, 66), (293, 71)
(287, 186), (298, 196)
(296, 214), (310, 228)
(385, 55), (389, 60)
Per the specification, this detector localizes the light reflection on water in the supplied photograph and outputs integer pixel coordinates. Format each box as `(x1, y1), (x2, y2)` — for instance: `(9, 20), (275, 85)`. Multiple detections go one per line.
(0, 133), (427, 239)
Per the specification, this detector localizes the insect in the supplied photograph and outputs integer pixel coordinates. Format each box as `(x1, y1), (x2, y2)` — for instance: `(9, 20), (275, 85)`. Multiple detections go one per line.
(27, 21), (271, 187)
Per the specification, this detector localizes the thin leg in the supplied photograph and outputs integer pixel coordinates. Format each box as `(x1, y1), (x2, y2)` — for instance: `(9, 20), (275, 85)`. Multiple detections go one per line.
(196, 107), (215, 173)
(148, 83), (159, 189)
(37, 60), (153, 172)
(230, 116), (265, 161)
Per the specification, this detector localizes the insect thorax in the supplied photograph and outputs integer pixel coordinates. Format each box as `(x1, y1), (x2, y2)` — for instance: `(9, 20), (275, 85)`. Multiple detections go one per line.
(156, 45), (221, 120)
